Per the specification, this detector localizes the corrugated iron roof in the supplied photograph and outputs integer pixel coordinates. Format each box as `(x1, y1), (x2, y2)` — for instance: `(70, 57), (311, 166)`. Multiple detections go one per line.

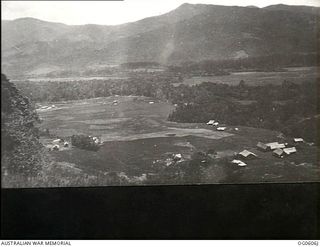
(238, 150), (257, 157)
(273, 148), (284, 156)
(257, 142), (268, 149)
(283, 147), (297, 155)
(266, 142), (286, 150)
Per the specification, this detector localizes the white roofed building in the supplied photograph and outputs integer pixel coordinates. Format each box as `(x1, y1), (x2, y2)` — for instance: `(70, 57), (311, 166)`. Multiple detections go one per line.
(283, 147), (297, 155)
(231, 159), (247, 167)
(266, 142), (286, 150)
(294, 138), (304, 143)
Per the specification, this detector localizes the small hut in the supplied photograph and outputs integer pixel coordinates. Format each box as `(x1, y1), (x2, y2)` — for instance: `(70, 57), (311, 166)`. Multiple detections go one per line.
(237, 150), (257, 159)
(294, 138), (304, 143)
(52, 139), (61, 144)
(283, 147), (297, 155)
(173, 153), (182, 161)
(231, 159), (247, 167)
(273, 148), (284, 158)
(256, 142), (269, 151)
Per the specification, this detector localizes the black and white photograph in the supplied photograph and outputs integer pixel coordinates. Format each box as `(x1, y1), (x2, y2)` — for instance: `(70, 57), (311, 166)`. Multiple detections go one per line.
(1, 0), (319, 188)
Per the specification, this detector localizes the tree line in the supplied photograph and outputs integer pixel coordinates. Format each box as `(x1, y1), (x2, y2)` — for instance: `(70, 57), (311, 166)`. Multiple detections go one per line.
(168, 53), (318, 74)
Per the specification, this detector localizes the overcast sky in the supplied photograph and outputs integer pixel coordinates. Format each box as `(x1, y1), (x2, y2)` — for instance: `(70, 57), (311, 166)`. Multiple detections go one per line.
(2, 0), (320, 25)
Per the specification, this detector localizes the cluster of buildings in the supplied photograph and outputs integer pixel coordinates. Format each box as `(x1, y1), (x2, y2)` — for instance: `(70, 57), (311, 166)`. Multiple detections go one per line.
(207, 119), (227, 131)
(256, 139), (303, 158)
(46, 138), (69, 151)
(206, 119), (304, 167)
(45, 135), (101, 151)
(233, 138), (304, 167)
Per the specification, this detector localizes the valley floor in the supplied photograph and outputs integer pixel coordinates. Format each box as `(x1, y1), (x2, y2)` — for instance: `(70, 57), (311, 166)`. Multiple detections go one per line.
(23, 95), (320, 187)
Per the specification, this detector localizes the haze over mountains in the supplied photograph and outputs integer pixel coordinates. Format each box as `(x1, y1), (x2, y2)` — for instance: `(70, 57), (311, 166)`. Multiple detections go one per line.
(2, 3), (319, 77)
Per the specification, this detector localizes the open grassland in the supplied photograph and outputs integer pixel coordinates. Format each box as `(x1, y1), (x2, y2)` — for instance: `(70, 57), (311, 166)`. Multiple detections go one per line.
(37, 96), (232, 141)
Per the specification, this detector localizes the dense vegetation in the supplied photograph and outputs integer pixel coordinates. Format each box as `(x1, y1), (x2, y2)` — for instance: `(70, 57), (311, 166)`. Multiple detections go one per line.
(168, 80), (319, 144)
(15, 76), (177, 102)
(1, 74), (44, 177)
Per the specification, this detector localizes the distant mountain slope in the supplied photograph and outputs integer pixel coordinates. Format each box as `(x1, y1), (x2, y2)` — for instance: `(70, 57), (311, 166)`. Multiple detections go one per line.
(2, 3), (319, 77)
(2, 18), (70, 49)
(264, 4), (320, 14)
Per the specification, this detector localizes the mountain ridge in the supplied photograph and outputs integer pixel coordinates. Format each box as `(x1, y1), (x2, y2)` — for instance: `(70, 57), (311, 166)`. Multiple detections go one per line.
(4, 3), (320, 26)
(2, 3), (319, 77)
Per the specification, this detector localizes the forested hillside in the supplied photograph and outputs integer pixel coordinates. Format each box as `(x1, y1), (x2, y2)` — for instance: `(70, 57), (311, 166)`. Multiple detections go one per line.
(1, 74), (44, 180)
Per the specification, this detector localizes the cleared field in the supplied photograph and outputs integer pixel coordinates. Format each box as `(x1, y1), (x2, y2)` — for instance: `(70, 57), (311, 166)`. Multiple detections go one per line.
(175, 67), (319, 87)
(38, 96), (319, 184)
(38, 96), (232, 141)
